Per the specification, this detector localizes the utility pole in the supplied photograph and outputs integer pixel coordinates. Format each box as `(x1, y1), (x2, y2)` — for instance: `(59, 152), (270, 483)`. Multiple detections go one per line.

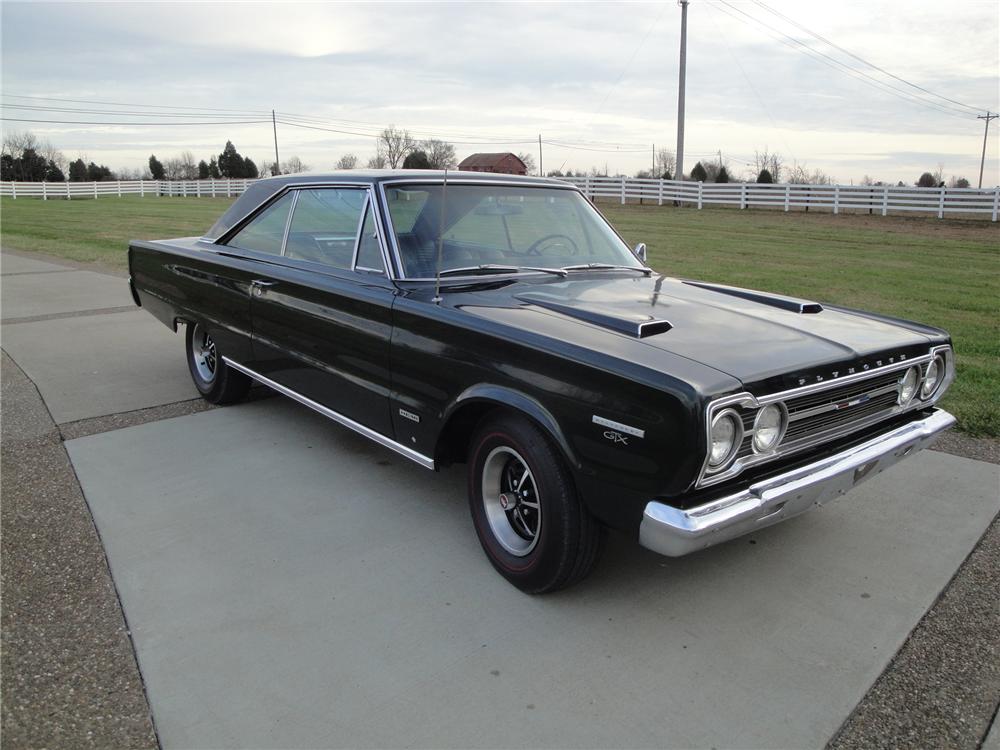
(652, 143), (656, 176)
(272, 109), (280, 175)
(675, 0), (689, 183)
(977, 111), (997, 188)
(538, 134), (543, 177)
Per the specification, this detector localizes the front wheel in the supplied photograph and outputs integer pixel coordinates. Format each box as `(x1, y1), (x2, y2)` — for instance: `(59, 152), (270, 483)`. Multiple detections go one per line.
(468, 414), (605, 593)
(185, 322), (251, 405)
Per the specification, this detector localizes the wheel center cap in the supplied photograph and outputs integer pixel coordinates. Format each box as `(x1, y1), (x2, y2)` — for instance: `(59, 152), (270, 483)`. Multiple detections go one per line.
(499, 493), (515, 510)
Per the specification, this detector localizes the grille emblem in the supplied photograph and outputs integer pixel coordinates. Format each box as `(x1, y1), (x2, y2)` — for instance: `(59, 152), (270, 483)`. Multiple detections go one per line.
(833, 393), (872, 411)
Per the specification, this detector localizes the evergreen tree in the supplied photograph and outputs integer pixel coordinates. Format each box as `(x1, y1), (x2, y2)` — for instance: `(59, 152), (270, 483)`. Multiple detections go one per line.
(716, 166), (730, 183)
(198, 160), (210, 179)
(402, 150), (431, 169)
(208, 157), (221, 179)
(45, 160), (65, 182)
(690, 162), (708, 182)
(148, 154), (166, 180)
(916, 172), (936, 187)
(756, 168), (774, 184)
(218, 141), (244, 177)
(242, 157), (258, 179)
(68, 158), (88, 181)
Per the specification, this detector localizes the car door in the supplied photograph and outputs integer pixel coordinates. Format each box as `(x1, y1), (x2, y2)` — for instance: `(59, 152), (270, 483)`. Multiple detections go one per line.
(240, 186), (396, 436)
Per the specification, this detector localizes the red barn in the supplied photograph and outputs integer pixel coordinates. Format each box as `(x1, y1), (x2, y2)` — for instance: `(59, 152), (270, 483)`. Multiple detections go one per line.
(458, 152), (528, 176)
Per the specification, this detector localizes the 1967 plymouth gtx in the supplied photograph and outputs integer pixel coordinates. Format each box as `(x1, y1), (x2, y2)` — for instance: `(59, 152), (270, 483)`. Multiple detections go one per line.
(128, 170), (956, 592)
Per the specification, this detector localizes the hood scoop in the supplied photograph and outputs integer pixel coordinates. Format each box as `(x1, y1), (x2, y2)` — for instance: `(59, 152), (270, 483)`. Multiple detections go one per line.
(515, 292), (672, 339)
(683, 280), (824, 314)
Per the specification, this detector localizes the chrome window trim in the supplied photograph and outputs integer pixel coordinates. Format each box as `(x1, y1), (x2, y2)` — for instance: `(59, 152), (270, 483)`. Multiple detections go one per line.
(696, 345), (954, 488)
(348, 194), (371, 270)
(376, 178), (646, 282)
(222, 356), (435, 470)
(221, 184), (394, 280)
(279, 190), (299, 256)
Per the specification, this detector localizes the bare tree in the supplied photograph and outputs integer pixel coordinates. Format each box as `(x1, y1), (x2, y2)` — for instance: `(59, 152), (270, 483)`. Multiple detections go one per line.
(378, 125), (415, 169)
(786, 161), (832, 185)
(281, 156), (308, 174)
(336, 153), (359, 170)
(367, 151), (388, 169)
(753, 148), (784, 183)
(655, 148), (676, 178)
(258, 159), (279, 176)
(517, 151), (536, 175)
(178, 151), (199, 180)
(163, 158), (184, 181)
(421, 139), (457, 170)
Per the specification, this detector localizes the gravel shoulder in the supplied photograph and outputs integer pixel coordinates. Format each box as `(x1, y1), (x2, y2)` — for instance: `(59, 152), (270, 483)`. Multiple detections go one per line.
(0, 351), (157, 749)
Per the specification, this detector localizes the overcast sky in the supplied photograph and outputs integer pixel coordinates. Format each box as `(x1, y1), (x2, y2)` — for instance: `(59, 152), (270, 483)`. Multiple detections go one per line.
(2, 0), (998, 184)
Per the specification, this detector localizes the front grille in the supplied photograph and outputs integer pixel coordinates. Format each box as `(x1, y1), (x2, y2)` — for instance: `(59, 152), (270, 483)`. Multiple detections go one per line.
(733, 366), (917, 461)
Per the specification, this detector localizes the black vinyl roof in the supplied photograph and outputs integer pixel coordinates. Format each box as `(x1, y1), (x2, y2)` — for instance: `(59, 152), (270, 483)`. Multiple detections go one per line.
(204, 169), (570, 240)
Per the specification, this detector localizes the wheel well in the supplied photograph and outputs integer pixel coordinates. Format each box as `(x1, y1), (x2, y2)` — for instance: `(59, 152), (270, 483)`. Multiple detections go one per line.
(435, 401), (501, 467)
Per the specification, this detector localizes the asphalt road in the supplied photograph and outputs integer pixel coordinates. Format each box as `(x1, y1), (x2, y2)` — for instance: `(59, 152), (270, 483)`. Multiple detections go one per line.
(2, 247), (998, 749)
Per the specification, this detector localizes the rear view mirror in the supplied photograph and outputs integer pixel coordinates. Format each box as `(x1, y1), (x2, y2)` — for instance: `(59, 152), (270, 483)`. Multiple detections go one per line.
(634, 242), (647, 262)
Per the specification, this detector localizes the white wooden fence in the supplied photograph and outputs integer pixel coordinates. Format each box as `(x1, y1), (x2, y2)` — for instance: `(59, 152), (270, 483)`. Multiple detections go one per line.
(1, 176), (997, 220)
(0, 179), (256, 200)
(565, 176), (999, 221)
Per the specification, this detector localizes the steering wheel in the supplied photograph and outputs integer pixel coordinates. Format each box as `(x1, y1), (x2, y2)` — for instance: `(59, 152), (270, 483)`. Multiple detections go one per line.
(526, 233), (579, 256)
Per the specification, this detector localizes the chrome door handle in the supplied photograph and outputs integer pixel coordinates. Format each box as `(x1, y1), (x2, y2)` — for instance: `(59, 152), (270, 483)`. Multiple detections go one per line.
(251, 279), (277, 296)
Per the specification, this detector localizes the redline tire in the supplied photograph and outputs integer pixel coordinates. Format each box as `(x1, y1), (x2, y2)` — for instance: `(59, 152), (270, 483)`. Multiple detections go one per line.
(468, 414), (605, 593)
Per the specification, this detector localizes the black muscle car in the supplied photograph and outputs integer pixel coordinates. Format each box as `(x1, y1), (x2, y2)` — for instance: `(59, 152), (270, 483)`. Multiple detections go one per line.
(128, 171), (956, 592)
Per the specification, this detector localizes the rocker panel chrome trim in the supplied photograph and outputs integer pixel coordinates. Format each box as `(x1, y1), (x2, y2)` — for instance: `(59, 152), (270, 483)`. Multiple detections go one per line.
(221, 357), (436, 470)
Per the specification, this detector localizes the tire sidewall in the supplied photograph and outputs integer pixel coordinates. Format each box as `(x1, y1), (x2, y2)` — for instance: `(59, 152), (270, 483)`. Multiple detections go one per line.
(468, 420), (574, 590)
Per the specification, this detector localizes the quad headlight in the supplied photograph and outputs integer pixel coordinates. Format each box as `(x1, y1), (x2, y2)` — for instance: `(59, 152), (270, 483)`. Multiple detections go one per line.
(898, 366), (920, 406)
(921, 354), (945, 400)
(708, 409), (742, 470)
(752, 403), (787, 454)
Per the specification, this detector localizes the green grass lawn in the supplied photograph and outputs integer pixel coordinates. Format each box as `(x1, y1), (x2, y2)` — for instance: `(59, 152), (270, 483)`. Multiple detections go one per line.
(2, 195), (998, 436)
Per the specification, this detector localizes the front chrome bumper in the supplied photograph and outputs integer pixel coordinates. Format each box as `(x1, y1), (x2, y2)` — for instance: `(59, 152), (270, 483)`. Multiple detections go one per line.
(639, 409), (956, 557)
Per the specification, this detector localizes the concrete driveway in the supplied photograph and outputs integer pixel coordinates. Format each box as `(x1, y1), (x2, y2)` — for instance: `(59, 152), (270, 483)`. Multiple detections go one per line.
(3, 247), (999, 749)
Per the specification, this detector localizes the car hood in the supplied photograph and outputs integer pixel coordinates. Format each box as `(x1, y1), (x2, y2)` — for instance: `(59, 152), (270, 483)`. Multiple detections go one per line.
(453, 274), (944, 393)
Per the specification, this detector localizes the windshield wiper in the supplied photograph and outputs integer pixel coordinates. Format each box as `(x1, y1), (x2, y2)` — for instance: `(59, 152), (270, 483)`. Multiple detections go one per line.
(438, 264), (567, 278)
(561, 263), (652, 275)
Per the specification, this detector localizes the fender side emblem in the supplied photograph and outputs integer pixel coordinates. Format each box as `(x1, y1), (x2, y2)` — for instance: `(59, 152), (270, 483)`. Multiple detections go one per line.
(592, 415), (644, 438)
(399, 408), (421, 423)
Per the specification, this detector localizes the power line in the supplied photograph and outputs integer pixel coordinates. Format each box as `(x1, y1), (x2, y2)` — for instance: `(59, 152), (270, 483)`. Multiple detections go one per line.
(751, 0), (990, 114)
(0, 117), (271, 126)
(1, 103), (267, 119)
(1, 93), (271, 115)
(711, 0), (976, 121)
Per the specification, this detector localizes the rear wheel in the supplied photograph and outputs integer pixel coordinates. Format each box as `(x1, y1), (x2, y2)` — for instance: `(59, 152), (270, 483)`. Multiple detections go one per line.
(185, 322), (250, 405)
(468, 414), (605, 593)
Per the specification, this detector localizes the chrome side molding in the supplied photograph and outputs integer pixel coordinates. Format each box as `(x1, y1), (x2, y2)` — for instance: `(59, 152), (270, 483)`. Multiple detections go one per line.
(221, 357), (436, 470)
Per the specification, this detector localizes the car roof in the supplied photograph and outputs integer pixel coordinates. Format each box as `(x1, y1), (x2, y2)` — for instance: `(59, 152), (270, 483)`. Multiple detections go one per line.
(205, 170), (574, 240)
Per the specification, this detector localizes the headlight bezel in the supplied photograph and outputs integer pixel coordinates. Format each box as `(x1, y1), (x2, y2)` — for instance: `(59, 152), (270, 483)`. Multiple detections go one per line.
(920, 354), (945, 400)
(752, 402), (788, 454)
(897, 365), (920, 406)
(707, 408), (743, 471)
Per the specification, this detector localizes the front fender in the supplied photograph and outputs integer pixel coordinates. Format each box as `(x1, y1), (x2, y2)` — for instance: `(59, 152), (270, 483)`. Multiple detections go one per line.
(444, 383), (582, 469)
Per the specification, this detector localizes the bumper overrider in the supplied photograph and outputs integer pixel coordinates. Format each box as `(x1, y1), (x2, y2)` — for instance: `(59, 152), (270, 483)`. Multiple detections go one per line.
(639, 409), (956, 557)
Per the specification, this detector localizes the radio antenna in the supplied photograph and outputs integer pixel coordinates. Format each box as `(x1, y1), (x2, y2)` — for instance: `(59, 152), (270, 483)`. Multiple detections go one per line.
(432, 168), (448, 304)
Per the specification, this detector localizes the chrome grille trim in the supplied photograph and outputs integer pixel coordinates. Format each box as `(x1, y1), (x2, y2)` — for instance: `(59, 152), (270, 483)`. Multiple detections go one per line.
(696, 344), (954, 488)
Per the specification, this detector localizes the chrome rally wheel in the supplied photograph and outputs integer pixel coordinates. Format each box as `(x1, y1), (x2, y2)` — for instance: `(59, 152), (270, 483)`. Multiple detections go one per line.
(190, 323), (217, 384)
(481, 446), (542, 556)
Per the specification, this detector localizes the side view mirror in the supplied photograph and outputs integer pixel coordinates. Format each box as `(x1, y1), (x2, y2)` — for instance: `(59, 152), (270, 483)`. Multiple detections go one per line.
(634, 242), (647, 263)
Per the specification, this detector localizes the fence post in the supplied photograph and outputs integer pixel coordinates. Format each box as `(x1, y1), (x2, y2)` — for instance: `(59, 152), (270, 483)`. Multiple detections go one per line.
(993, 187), (999, 222)
(42, 181), (47, 201)
(937, 186), (945, 219)
(94, 181), (98, 199)
(784, 185), (790, 212)
(140, 180), (145, 197)
(697, 181), (703, 210)
(227, 180), (232, 198)
(657, 179), (663, 206)
(882, 186), (888, 216)
(834, 185), (840, 215)
(118, 180), (122, 198)
(620, 176), (626, 205)
(740, 183), (746, 210)
(66, 182), (71, 200)
(11, 183), (15, 199)
(196, 181), (201, 198)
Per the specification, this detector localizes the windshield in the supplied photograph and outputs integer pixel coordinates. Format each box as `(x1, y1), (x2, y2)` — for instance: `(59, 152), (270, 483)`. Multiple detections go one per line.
(383, 184), (643, 278)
